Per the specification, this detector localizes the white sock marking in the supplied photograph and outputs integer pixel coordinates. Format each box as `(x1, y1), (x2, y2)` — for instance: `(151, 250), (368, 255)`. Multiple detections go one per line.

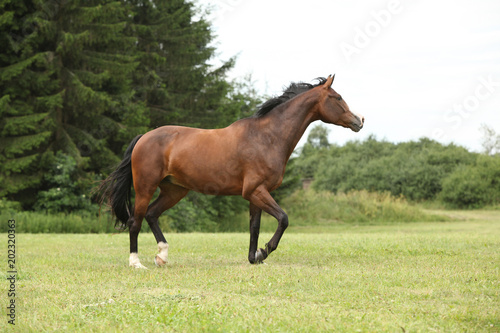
(157, 241), (169, 263)
(129, 253), (147, 269)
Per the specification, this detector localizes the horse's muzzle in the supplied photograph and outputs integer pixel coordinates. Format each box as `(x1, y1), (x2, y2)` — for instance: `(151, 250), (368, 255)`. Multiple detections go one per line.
(350, 113), (364, 132)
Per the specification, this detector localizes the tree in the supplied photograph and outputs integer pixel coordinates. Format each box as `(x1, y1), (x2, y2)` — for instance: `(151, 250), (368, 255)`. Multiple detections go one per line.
(129, 0), (247, 129)
(0, 0), (60, 203)
(294, 124), (332, 179)
(1, 1), (151, 208)
(306, 124), (330, 149)
(480, 124), (500, 155)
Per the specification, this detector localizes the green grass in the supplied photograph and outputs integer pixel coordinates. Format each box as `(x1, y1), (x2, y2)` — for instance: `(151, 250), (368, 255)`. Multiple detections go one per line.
(2, 211), (499, 332)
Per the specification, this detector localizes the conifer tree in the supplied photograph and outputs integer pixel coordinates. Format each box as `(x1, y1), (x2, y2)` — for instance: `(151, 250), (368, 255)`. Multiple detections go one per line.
(0, 0), (59, 202)
(0, 0), (148, 206)
(129, 0), (244, 129)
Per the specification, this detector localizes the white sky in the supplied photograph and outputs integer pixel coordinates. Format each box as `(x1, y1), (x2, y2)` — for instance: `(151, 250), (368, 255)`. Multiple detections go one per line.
(195, 0), (500, 152)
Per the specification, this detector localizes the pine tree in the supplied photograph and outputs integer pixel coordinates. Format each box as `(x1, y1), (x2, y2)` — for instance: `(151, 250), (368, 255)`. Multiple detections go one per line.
(0, 0), (149, 206)
(0, 0), (59, 202)
(129, 0), (242, 129)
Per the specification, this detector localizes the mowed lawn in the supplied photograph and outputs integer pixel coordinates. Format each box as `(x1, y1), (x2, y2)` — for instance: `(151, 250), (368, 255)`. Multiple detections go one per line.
(3, 211), (499, 332)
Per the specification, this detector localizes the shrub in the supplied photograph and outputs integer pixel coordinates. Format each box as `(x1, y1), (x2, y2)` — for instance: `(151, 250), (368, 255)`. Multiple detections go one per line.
(311, 137), (476, 201)
(0, 199), (22, 213)
(34, 152), (97, 214)
(440, 155), (500, 208)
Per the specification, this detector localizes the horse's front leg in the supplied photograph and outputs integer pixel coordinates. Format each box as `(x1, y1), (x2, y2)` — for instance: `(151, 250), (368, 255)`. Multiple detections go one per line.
(247, 186), (289, 263)
(248, 203), (263, 264)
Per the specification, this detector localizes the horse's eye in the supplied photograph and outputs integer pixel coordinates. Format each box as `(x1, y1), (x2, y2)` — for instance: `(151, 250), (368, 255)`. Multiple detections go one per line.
(337, 96), (342, 101)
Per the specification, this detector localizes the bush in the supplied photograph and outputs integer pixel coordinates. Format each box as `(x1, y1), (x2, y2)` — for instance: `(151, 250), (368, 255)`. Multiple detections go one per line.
(311, 137), (476, 202)
(0, 199), (22, 213)
(440, 155), (500, 208)
(34, 152), (97, 214)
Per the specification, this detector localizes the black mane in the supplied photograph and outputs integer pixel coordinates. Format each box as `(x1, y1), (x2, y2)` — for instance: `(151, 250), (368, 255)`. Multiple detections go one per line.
(255, 77), (327, 117)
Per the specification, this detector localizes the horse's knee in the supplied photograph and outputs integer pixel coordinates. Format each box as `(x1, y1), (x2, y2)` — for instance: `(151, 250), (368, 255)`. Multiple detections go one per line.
(128, 217), (142, 234)
(250, 223), (260, 235)
(144, 212), (157, 225)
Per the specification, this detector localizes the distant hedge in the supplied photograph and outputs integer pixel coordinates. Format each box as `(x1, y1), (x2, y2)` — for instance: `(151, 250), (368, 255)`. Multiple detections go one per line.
(0, 210), (117, 234)
(289, 136), (500, 208)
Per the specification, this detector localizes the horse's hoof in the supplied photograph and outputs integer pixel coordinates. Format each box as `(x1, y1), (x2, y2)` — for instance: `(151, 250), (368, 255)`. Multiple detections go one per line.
(130, 262), (148, 269)
(154, 255), (166, 267)
(255, 248), (266, 264)
(155, 242), (168, 267)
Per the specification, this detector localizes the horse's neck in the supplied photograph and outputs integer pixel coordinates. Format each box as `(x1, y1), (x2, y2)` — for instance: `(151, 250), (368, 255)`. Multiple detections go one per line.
(263, 92), (320, 159)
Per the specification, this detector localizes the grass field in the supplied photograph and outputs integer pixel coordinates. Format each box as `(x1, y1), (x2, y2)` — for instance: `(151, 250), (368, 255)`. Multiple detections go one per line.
(2, 210), (499, 332)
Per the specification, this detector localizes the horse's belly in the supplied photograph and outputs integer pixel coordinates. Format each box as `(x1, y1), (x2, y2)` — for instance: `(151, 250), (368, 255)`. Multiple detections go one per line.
(168, 172), (243, 196)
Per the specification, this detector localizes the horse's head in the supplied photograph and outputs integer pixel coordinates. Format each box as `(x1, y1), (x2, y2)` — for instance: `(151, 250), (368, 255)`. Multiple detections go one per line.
(316, 75), (364, 132)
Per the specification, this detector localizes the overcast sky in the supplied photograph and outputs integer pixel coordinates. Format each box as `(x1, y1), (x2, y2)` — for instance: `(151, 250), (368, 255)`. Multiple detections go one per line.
(196, 0), (500, 152)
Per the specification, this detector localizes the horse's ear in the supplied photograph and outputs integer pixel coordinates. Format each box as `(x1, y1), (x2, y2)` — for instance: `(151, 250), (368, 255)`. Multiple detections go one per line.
(323, 74), (335, 89)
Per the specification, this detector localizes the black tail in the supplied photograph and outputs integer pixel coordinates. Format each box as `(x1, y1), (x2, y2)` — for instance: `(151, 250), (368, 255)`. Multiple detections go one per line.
(97, 135), (143, 230)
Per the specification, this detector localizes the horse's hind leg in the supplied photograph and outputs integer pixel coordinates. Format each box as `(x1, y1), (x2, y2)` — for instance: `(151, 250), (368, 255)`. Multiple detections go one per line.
(128, 177), (158, 269)
(145, 182), (189, 266)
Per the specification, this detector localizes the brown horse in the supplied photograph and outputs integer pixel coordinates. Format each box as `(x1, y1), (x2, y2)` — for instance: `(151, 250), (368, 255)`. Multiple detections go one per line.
(98, 75), (364, 268)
